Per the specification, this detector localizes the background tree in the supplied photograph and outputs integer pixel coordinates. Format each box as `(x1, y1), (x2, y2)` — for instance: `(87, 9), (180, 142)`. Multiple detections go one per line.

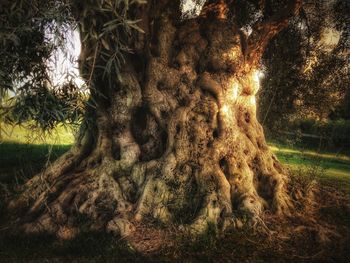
(258, 0), (349, 132)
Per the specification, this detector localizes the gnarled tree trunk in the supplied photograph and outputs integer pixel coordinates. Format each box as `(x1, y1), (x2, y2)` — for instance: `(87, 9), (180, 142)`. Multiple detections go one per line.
(9, 0), (302, 238)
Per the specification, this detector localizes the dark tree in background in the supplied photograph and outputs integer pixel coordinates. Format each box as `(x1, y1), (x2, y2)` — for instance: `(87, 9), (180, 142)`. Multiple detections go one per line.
(258, 0), (349, 131)
(3, 0), (347, 239)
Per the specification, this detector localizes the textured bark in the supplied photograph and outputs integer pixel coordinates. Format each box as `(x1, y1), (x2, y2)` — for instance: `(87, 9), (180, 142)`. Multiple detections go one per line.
(9, 0), (302, 238)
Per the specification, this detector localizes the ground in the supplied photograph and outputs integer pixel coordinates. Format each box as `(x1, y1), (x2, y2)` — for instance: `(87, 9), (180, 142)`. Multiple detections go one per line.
(0, 125), (349, 262)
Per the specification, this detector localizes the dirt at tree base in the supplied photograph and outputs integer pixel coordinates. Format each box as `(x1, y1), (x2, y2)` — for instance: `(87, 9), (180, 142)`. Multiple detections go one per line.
(0, 183), (349, 262)
(4, 182), (347, 262)
(125, 220), (176, 255)
(115, 183), (350, 262)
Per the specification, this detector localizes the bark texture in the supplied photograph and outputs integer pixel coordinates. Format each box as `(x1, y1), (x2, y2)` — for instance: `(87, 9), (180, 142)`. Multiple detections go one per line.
(9, 0), (302, 238)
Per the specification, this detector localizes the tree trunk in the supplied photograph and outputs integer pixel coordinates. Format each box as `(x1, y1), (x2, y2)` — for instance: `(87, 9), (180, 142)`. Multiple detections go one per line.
(9, 0), (301, 238)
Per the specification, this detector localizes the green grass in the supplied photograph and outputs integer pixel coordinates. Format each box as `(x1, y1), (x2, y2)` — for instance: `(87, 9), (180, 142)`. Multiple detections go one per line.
(0, 142), (71, 185)
(0, 123), (74, 185)
(0, 122), (75, 145)
(269, 141), (350, 194)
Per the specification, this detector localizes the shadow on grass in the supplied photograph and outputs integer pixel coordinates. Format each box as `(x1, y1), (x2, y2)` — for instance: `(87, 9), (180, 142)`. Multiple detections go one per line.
(0, 142), (71, 184)
(0, 231), (151, 263)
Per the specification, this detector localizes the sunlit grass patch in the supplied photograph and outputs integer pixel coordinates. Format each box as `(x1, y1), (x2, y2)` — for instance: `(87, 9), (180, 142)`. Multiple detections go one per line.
(269, 142), (350, 194)
(269, 144), (350, 164)
(0, 122), (74, 145)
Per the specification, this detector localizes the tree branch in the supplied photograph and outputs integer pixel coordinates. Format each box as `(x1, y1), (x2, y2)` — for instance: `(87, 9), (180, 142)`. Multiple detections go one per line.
(246, 0), (302, 66)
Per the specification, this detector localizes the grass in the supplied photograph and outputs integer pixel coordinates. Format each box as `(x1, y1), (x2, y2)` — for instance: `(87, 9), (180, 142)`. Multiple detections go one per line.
(0, 123), (74, 185)
(0, 142), (71, 186)
(269, 141), (350, 194)
(0, 122), (75, 145)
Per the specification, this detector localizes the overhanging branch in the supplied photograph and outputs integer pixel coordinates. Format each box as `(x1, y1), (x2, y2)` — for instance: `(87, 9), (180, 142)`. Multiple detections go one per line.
(246, 0), (303, 66)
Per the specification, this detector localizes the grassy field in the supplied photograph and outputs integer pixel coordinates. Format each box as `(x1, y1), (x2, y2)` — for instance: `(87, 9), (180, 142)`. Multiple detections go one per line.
(0, 123), (74, 186)
(269, 141), (350, 194)
(0, 122), (75, 145)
